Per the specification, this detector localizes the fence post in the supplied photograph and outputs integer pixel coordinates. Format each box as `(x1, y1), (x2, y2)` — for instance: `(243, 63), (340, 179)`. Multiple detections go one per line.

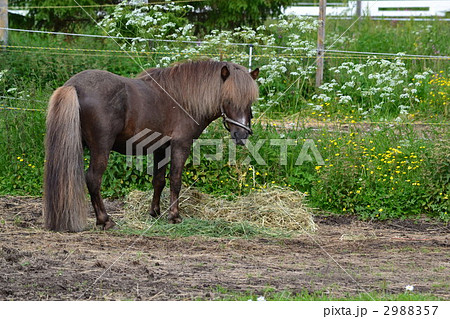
(248, 44), (253, 72)
(315, 0), (326, 88)
(0, 0), (7, 47)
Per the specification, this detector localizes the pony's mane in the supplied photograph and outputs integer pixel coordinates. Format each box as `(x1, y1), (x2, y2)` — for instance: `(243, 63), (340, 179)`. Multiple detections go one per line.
(137, 60), (259, 119)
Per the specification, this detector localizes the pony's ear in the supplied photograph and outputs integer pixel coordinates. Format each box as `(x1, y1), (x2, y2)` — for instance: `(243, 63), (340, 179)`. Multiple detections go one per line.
(250, 68), (259, 80)
(221, 66), (230, 81)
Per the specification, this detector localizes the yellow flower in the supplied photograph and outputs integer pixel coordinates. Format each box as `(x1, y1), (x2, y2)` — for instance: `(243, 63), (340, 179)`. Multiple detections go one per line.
(378, 208), (383, 212)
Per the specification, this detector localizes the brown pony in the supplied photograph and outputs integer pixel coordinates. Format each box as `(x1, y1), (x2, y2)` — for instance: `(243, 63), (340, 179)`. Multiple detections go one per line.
(44, 60), (259, 232)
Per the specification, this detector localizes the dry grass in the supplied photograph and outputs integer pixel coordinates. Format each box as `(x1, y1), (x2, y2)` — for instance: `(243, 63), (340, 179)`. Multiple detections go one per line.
(124, 187), (317, 233)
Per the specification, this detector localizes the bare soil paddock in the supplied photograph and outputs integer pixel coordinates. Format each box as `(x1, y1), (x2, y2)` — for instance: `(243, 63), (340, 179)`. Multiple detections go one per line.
(0, 196), (448, 300)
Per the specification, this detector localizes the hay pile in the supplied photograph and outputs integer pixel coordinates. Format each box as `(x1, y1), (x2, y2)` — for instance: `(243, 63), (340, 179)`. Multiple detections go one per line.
(124, 187), (317, 233)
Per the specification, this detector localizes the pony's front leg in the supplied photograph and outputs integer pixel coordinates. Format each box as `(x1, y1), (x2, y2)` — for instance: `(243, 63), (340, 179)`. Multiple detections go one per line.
(150, 146), (169, 217)
(168, 142), (191, 224)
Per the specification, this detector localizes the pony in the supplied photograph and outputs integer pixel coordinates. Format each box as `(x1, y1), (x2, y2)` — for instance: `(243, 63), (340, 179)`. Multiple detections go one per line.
(44, 60), (259, 232)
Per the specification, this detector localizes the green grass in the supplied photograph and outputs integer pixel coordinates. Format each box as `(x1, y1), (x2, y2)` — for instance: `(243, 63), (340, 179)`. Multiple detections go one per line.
(205, 286), (444, 301)
(327, 17), (449, 58)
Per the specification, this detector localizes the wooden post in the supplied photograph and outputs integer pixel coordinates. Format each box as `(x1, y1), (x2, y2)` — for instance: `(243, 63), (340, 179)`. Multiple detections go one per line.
(356, 0), (362, 18)
(0, 0), (7, 47)
(315, 0), (326, 88)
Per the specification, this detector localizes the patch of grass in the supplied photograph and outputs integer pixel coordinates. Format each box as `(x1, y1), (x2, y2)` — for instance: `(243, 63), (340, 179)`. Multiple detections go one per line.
(205, 286), (443, 301)
(431, 282), (449, 289)
(309, 126), (449, 221)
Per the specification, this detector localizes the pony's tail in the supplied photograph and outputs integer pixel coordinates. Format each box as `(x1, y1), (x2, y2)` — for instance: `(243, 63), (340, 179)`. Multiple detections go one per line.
(44, 86), (87, 232)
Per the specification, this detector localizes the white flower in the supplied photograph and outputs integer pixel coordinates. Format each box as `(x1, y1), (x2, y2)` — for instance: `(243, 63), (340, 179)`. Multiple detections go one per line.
(313, 104), (323, 111)
(338, 95), (352, 104)
(257, 296), (266, 301)
(405, 285), (414, 291)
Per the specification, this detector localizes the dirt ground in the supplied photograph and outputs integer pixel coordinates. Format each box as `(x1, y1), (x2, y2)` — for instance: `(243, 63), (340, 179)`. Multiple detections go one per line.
(0, 196), (448, 300)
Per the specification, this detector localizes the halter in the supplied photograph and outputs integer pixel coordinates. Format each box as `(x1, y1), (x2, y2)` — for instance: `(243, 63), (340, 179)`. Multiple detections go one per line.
(220, 106), (253, 135)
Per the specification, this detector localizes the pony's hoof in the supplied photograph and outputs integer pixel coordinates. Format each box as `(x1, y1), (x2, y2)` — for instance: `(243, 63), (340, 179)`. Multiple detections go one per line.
(103, 219), (116, 230)
(149, 209), (160, 218)
(168, 216), (182, 224)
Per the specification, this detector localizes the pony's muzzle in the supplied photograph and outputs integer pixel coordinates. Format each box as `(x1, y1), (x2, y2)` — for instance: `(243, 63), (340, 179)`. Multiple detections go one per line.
(232, 130), (249, 145)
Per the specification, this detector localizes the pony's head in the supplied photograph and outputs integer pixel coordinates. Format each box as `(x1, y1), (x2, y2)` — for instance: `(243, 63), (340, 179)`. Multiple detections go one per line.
(220, 63), (259, 145)
(137, 60), (259, 145)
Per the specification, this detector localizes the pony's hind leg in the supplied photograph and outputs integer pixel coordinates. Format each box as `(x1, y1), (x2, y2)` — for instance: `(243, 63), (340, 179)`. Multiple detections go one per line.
(150, 147), (169, 217)
(86, 150), (115, 230)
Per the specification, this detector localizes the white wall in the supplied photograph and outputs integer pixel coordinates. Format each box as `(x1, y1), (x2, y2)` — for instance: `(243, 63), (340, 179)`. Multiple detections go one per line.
(285, 1), (450, 17)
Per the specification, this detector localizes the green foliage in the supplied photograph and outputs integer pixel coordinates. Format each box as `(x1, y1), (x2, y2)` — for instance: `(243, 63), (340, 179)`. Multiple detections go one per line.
(100, 1), (193, 40)
(0, 10), (448, 222)
(10, 0), (114, 31)
(309, 128), (449, 221)
(420, 141), (450, 220)
(312, 58), (435, 120)
(0, 109), (45, 195)
(327, 17), (449, 58)
(188, 0), (294, 34)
